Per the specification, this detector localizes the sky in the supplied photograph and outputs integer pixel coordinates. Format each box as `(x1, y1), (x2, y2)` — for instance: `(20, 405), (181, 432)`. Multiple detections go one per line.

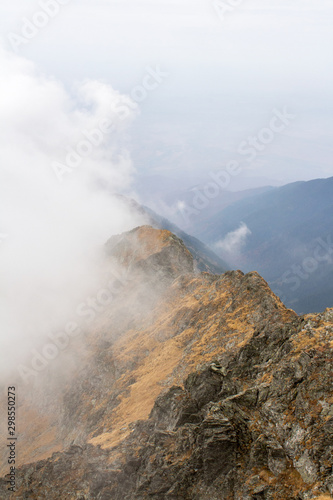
(0, 0), (332, 378)
(0, 0), (332, 196)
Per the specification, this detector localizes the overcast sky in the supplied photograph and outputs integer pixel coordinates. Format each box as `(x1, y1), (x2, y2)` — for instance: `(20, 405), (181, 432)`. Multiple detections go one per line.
(1, 0), (333, 192)
(0, 1), (333, 372)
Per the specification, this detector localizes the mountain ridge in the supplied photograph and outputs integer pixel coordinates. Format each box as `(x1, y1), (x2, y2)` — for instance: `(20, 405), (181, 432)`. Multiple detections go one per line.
(0, 226), (332, 499)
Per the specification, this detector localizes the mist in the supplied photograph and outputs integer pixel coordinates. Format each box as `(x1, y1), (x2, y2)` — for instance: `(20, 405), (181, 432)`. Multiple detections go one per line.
(215, 222), (251, 257)
(0, 45), (147, 378)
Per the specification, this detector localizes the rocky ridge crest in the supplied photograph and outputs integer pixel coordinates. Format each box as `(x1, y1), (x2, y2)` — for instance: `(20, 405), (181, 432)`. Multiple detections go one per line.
(0, 226), (332, 499)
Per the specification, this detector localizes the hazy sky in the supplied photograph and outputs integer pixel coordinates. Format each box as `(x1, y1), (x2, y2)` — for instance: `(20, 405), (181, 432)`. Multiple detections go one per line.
(1, 0), (333, 190)
(0, 0), (332, 378)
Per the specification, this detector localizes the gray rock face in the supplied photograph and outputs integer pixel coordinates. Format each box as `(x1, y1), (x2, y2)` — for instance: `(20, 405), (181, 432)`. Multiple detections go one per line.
(5, 308), (333, 499)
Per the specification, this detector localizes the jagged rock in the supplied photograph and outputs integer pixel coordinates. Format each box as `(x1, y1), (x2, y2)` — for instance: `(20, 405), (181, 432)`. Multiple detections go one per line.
(1, 226), (333, 499)
(295, 450), (318, 484)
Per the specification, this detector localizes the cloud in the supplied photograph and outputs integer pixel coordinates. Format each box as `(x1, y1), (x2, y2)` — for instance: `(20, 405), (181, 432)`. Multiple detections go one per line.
(215, 222), (251, 255)
(1, 0), (332, 188)
(0, 46), (146, 377)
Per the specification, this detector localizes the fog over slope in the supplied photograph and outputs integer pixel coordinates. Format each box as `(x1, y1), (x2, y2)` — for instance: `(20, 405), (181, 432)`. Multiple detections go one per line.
(0, 46), (148, 377)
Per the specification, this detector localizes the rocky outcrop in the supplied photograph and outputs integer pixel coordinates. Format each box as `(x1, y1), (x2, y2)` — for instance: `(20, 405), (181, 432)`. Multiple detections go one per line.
(1, 226), (332, 499)
(105, 225), (194, 283)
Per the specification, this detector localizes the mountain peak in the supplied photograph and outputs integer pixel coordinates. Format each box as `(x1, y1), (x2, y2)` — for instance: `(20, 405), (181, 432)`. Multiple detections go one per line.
(105, 225), (194, 280)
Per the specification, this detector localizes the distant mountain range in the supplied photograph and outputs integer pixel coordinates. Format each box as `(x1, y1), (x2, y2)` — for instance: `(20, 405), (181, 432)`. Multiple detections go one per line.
(135, 174), (273, 231)
(180, 177), (333, 314)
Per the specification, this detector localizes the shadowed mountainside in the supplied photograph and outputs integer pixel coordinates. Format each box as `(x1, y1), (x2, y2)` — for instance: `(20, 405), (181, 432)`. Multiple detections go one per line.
(185, 177), (333, 315)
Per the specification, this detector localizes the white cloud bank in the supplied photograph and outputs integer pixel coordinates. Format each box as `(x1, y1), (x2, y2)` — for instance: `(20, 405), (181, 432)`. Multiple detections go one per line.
(0, 46), (146, 377)
(215, 222), (251, 255)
